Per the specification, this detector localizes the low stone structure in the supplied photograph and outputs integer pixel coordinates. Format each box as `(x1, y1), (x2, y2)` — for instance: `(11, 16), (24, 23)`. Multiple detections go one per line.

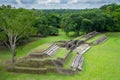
(95, 36), (107, 44)
(71, 44), (91, 70)
(6, 31), (108, 75)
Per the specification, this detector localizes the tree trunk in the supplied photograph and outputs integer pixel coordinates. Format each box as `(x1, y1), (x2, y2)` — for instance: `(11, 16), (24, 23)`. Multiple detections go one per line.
(11, 48), (15, 64)
(3, 41), (16, 64)
(10, 43), (16, 64)
(8, 35), (17, 64)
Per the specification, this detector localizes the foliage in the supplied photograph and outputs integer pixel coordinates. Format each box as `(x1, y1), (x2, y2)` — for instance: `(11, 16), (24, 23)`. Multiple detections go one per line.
(0, 6), (36, 63)
(61, 14), (83, 36)
(33, 11), (60, 36)
(81, 18), (93, 33)
(100, 3), (120, 31)
(61, 9), (115, 36)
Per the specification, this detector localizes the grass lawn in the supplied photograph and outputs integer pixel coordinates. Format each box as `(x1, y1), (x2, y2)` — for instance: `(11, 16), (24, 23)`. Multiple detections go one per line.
(52, 48), (69, 59)
(0, 31), (120, 80)
(30, 43), (52, 53)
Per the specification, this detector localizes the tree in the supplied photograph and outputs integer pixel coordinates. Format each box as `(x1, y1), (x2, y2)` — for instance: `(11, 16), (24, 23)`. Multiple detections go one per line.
(112, 12), (120, 31)
(0, 8), (36, 63)
(100, 3), (117, 13)
(62, 14), (83, 36)
(81, 19), (93, 33)
(49, 26), (58, 35)
(100, 3), (120, 31)
(79, 9), (114, 32)
(34, 12), (59, 36)
(47, 13), (61, 28)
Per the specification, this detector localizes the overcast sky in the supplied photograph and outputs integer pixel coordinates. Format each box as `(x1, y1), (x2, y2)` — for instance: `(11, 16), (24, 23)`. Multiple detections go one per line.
(0, 0), (120, 9)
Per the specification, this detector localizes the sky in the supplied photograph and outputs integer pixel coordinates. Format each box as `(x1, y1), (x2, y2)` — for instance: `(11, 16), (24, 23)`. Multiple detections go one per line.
(0, 0), (120, 9)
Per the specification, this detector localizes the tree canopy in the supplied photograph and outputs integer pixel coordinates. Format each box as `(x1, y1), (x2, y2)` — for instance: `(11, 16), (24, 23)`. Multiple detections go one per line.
(0, 6), (36, 63)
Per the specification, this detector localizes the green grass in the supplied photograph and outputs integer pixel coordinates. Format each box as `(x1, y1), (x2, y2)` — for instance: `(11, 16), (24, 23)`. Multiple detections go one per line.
(0, 31), (120, 80)
(30, 43), (51, 53)
(51, 48), (69, 59)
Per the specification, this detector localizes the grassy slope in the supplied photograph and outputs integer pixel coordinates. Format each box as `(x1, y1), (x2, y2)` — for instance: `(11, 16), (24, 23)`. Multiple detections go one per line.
(0, 32), (120, 80)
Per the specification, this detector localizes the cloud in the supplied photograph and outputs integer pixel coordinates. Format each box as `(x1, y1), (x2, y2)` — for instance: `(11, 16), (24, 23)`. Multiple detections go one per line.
(37, 0), (60, 5)
(20, 0), (36, 4)
(68, 0), (118, 4)
(60, 0), (68, 4)
(0, 0), (120, 9)
(68, 0), (78, 4)
(16, 0), (21, 5)
(0, 0), (17, 5)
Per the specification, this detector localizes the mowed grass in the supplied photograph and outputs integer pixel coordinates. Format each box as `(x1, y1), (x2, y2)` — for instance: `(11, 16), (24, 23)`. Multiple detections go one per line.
(30, 43), (51, 53)
(52, 48), (69, 59)
(0, 32), (120, 80)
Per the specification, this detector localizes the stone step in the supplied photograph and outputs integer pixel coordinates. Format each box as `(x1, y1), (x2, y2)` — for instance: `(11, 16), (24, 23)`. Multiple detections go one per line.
(77, 56), (84, 70)
(47, 46), (60, 56)
(45, 45), (57, 54)
(71, 54), (82, 70)
(6, 66), (58, 74)
(15, 59), (55, 68)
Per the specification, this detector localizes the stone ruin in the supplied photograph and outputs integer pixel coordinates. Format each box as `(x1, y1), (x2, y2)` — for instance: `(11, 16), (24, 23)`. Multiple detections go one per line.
(6, 31), (107, 75)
